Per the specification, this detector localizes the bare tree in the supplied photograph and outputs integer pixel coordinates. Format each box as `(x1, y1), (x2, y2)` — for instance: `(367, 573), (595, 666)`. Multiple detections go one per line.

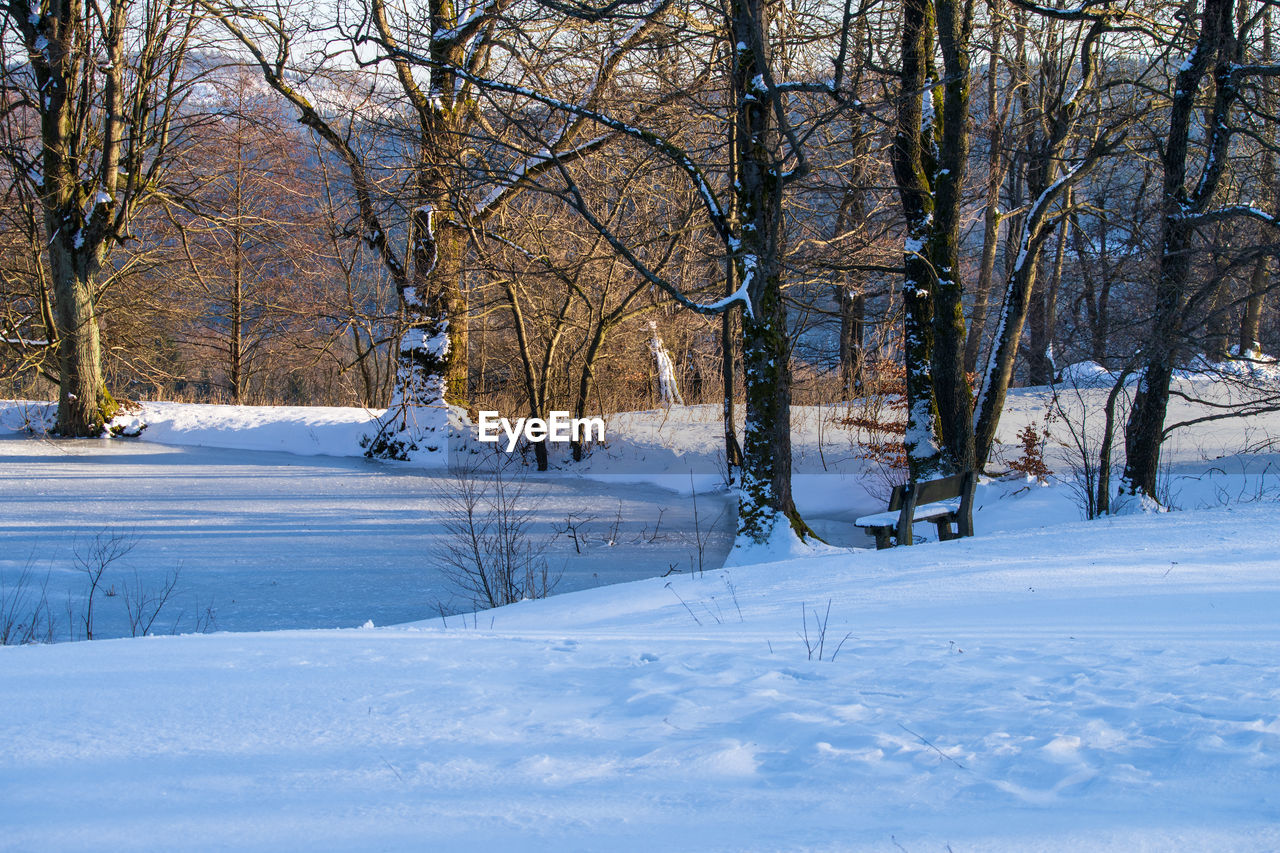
(1123, 0), (1280, 499)
(0, 0), (201, 435)
(973, 0), (1125, 467)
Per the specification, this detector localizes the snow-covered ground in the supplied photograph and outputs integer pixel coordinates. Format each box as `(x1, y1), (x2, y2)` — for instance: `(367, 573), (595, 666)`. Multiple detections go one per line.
(2, 381), (1280, 850)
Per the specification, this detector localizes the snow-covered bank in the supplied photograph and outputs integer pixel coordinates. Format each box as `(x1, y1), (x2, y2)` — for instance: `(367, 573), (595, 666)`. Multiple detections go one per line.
(1, 399), (378, 457)
(3, 504), (1279, 851)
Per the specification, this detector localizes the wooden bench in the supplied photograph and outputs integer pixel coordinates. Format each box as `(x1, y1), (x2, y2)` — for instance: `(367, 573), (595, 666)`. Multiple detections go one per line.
(854, 471), (977, 549)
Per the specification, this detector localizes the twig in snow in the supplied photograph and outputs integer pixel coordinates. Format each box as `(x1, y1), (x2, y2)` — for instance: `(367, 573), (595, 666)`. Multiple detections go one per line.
(664, 581), (701, 626)
(898, 723), (966, 769)
(381, 757), (406, 784)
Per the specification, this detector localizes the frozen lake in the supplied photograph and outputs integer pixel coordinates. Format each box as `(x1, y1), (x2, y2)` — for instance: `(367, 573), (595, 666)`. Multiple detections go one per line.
(0, 435), (736, 638)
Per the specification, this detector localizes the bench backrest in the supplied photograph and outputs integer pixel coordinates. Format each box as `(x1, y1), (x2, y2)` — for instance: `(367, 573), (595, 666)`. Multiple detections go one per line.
(912, 471), (969, 505)
(887, 482), (908, 512)
(896, 470), (977, 543)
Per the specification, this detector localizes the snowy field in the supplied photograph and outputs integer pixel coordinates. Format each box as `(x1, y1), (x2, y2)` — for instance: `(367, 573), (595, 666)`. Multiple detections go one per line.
(2, 384), (1280, 851)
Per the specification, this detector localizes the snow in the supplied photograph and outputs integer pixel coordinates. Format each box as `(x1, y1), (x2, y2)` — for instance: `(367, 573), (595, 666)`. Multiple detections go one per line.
(4, 384), (1280, 849)
(1056, 359), (1123, 387)
(648, 320), (684, 406)
(697, 269), (754, 317)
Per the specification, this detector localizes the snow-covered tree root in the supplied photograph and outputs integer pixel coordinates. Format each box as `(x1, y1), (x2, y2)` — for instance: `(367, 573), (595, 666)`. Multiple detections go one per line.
(361, 322), (451, 465)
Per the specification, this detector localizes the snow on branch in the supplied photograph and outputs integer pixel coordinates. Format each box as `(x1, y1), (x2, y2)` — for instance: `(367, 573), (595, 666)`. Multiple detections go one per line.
(1, 315), (48, 348)
(1011, 158), (1091, 272)
(432, 0), (500, 44)
(1172, 205), (1280, 227)
(1006, 0), (1117, 20)
(473, 135), (612, 219)
(698, 273), (755, 319)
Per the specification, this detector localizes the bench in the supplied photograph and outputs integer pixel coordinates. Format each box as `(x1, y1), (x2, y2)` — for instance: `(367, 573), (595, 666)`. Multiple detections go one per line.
(854, 471), (977, 549)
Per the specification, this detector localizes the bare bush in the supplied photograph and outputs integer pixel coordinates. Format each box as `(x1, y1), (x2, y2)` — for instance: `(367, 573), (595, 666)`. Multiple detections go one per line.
(1048, 371), (1136, 519)
(0, 565), (57, 645)
(123, 566), (182, 637)
(75, 530), (138, 640)
(436, 457), (558, 610)
(800, 600), (852, 662)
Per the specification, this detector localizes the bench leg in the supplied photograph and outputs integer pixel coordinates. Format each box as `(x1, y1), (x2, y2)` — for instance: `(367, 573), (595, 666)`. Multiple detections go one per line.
(874, 529), (891, 549)
(934, 518), (954, 541)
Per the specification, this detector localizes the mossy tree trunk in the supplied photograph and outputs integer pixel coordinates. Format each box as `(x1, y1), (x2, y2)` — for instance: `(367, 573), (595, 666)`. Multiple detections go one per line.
(891, 0), (950, 482)
(930, 0), (977, 474)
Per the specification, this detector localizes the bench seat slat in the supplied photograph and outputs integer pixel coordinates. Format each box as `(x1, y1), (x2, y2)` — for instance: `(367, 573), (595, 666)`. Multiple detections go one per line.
(853, 510), (899, 528)
(856, 499), (959, 528)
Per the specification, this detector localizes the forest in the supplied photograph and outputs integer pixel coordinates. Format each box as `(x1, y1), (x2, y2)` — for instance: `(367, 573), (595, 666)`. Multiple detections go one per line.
(2, 0), (1278, 543)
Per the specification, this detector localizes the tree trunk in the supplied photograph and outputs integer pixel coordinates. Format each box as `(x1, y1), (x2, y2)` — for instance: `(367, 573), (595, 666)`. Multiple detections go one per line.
(974, 11), (1111, 466)
(731, 0), (801, 542)
(723, 119), (743, 470)
(362, 203), (456, 460)
(230, 209), (245, 404)
(48, 251), (113, 436)
(1239, 10), (1274, 359)
(1123, 0), (1236, 498)
(892, 0), (950, 482)
(837, 283), (865, 396)
(930, 0), (976, 473)
(1027, 193), (1070, 384)
(836, 129), (871, 397)
(427, 217), (469, 405)
(722, 307), (743, 467)
(573, 325), (609, 463)
(738, 276), (798, 539)
(964, 0), (1005, 375)
(18, 0), (132, 436)
(1239, 256), (1270, 358)
(1026, 253), (1052, 385)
